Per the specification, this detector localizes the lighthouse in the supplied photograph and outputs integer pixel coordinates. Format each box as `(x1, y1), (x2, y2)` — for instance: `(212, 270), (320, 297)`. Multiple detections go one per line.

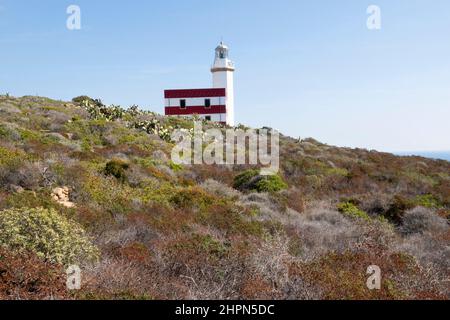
(164, 42), (236, 126)
(211, 42), (235, 127)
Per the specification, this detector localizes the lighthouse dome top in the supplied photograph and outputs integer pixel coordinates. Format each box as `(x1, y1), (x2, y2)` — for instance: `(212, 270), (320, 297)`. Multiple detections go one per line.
(215, 41), (229, 59)
(216, 41), (228, 50)
(212, 41), (235, 72)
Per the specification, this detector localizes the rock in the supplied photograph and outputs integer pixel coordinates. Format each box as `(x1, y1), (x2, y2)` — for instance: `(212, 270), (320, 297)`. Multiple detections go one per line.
(51, 187), (76, 208)
(61, 201), (75, 208)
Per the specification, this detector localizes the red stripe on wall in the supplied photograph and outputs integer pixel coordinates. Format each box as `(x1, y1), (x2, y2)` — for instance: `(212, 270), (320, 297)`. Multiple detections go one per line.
(164, 88), (226, 99)
(165, 105), (226, 115)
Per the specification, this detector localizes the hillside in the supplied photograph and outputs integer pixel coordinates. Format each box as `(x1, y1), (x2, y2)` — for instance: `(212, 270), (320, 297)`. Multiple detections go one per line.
(0, 95), (448, 300)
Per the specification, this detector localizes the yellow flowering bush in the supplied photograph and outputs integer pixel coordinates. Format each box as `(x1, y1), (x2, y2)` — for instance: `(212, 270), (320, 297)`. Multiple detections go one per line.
(0, 146), (26, 167)
(0, 207), (99, 265)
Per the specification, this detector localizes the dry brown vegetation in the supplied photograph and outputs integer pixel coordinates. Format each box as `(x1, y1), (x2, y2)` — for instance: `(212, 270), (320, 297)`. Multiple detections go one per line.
(0, 95), (448, 300)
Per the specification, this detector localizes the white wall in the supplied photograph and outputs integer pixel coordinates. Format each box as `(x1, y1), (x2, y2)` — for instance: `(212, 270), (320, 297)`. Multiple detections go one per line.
(165, 97), (225, 107)
(177, 113), (226, 122)
(212, 70), (234, 126)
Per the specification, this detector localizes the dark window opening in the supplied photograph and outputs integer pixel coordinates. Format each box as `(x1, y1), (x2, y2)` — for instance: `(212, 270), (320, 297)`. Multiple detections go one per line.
(180, 99), (186, 109)
(205, 116), (212, 121)
(205, 99), (211, 108)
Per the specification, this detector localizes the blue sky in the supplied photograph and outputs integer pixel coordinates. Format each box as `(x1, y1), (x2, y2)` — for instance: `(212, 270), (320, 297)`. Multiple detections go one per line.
(1, 0), (449, 152)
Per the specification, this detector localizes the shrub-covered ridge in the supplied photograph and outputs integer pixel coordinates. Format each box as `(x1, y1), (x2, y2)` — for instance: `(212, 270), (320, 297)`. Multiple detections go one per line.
(0, 94), (448, 300)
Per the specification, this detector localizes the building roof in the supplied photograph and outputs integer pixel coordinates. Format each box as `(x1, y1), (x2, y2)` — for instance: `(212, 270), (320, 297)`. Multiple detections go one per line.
(164, 88), (226, 99)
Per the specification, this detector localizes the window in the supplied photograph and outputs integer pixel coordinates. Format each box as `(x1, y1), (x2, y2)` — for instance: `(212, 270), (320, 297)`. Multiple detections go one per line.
(180, 99), (186, 109)
(205, 116), (212, 121)
(205, 99), (211, 109)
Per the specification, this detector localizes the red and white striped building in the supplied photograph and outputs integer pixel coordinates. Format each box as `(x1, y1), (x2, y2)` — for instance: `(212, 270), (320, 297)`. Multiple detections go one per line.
(164, 42), (235, 126)
(164, 88), (227, 125)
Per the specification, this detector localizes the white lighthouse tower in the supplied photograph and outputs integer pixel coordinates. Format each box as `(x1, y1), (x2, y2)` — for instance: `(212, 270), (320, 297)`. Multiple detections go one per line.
(211, 42), (235, 126)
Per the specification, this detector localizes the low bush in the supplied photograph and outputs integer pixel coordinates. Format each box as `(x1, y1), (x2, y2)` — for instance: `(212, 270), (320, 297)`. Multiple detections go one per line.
(200, 179), (240, 199)
(72, 95), (98, 106)
(0, 248), (67, 300)
(414, 194), (444, 209)
(283, 188), (306, 213)
(383, 195), (415, 224)
(1, 95), (449, 299)
(338, 202), (370, 221)
(290, 250), (440, 300)
(398, 233), (450, 288)
(169, 186), (216, 211)
(400, 207), (448, 235)
(0, 207), (99, 265)
(0, 147), (44, 190)
(197, 204), (265, 237)
(170, 233), (229, 260)
(0, 123), (20, 141)
(233, 169), (259, 190)
(0, 161), (44, 190)
(289, 207), (362, 261)
(255, 175), (288, 192)
(1, 190), (57, 210)
(233, 169), (288, 193)
(104, 159), (130, 183)
(0, 146), (27, 167)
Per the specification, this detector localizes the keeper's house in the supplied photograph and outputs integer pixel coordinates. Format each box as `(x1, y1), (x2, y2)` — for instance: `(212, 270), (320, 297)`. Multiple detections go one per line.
(164, 42), (235, 126)
(164, 88), (227, 125)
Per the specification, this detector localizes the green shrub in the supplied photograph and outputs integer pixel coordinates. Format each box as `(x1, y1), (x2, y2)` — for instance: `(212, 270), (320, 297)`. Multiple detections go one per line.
(0, 146), (26, 167)
(104, 159), (130, 182)
(140, 181), (175, 206)
(414, 194), (443, 209)
(170, 187), (215, 210)
(0, 125), (8, 137)
(179, 234), (229, 259)
(72, 95), (97, 105)
(168, 161), (183, 172)
(0, 124), (19, 141)
(233, 169), (288, 193)
(233, 169), (259, 190)
(18, 128), (41, 142)
(0, 207), (99, 265)
(65, 119), (105, 146)
(196, 204), (265, 237)
(3, 190), (57, 210)
(383, 195), (415, 224)
(254, 175), (288, 192)
(338, 202), (370, 221)
(81, 171), (135, 215)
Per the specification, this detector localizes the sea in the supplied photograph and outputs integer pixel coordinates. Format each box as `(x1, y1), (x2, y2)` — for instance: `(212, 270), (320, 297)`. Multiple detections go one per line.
(395, 151), (450, 162)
